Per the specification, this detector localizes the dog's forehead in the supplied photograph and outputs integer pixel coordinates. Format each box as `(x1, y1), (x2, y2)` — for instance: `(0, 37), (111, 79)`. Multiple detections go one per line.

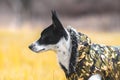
(41, 25), (54, 36)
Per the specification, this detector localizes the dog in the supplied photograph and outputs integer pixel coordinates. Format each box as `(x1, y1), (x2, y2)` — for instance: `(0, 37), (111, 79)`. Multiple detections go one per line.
(29, 11), (120, 80)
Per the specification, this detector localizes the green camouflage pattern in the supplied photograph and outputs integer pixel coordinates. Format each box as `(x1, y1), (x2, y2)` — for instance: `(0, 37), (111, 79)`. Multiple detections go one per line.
(67, 31), (120, 80)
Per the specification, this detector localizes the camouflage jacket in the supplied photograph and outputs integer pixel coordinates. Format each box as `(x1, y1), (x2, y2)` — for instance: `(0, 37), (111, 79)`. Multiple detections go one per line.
(65, 28), (120, 80)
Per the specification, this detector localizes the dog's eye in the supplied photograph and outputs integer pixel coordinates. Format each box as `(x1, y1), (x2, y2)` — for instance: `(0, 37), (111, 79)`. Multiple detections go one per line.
(41, 36), (49, 41)
(45, 37), (50, 41)
(45, 37), (53, 43)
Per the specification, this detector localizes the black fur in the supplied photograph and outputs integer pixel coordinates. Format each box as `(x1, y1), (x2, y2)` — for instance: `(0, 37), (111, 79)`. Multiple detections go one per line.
(37, 11), (68, 45)
(68, 29), (78, 74)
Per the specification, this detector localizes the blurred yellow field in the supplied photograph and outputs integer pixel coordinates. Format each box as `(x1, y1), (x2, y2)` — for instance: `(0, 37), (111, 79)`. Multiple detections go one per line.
(0, 28), (120, 80)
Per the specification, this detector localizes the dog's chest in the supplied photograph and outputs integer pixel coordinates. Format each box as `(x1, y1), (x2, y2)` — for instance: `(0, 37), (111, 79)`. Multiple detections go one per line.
(57, 50), (71, 71)
(56, 37), (71, 72)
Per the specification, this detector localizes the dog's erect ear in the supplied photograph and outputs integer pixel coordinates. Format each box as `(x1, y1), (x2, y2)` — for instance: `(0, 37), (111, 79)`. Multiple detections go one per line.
(51, 10), (64, 30)
(51, 10), (68, 40)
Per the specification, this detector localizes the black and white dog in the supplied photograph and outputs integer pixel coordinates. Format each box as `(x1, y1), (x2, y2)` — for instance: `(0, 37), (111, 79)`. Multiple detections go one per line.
(29, 11), (120, 80)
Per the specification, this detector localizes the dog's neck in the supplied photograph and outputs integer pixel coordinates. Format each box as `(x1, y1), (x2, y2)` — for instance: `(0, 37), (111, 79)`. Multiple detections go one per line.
(56, 28), (72, 73)
(55, 27), (80, 74)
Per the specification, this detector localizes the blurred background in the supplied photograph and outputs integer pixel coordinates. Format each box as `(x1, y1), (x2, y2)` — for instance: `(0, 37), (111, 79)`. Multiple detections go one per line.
(0, 0), (120, 31)
(0, 0), (120, 80)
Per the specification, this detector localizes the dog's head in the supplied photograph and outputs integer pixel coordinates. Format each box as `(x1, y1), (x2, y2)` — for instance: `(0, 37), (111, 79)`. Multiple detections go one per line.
(29, 11), (68, 53)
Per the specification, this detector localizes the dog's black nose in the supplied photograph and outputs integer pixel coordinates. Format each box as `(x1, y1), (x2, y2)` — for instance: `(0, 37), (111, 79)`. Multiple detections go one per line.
(29, 45), (33, 50)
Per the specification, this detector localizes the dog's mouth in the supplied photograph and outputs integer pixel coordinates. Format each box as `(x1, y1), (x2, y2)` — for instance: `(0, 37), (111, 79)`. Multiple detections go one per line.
(36, 48), (45, 53)
(29, 45), (45, 53)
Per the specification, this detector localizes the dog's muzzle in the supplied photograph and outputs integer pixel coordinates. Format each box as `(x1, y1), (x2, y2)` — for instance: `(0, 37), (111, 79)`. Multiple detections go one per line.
(29, 43), (45, 53)
(29, 44), (37, 52)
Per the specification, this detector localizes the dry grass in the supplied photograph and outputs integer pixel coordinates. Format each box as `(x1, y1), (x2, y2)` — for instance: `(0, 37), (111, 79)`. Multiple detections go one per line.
(0, 27), (120, 80)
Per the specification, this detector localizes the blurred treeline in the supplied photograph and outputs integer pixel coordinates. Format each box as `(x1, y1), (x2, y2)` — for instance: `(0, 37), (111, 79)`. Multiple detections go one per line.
(0, 0), (120, 31)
